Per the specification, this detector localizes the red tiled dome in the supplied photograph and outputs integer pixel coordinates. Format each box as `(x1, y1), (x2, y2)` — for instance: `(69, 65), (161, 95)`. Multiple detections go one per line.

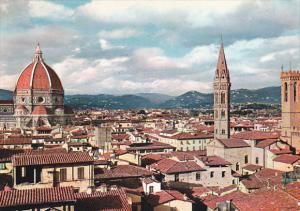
(15, 44), (63, 92)
(32, 105), (48, 115)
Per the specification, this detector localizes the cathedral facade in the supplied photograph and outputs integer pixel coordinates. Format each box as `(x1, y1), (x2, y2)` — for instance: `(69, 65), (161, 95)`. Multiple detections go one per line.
(0, 44), (73, 129)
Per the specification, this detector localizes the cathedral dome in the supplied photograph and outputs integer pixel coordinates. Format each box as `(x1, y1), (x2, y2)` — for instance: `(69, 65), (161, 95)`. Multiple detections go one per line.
(15, 44), (63, 92)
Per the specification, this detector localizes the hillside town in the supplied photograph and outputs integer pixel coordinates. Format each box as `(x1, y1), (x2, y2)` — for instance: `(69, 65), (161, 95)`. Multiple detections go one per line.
(0, 38), (299, 211)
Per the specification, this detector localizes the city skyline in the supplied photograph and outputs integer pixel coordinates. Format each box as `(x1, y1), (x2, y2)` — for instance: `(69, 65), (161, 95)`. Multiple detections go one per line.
(0, 0), (299, 95)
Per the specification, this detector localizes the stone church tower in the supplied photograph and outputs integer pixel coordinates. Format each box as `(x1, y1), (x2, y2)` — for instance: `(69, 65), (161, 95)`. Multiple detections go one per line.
(213, 42), (231, 139)
(281, 70), (300, 152)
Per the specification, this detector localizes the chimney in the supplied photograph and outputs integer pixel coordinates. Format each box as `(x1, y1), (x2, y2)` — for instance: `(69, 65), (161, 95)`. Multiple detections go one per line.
(86, 186), (95, 194)
(97, 184), (107, 192)
(110, 185), (118, 191)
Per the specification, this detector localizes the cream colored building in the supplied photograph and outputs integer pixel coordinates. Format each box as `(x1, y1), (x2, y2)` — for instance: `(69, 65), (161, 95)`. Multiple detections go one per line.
(12, 151), (94, 192)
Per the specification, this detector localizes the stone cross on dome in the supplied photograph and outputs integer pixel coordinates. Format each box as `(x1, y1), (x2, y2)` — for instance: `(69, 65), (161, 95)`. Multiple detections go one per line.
(33, 42), (43, 62)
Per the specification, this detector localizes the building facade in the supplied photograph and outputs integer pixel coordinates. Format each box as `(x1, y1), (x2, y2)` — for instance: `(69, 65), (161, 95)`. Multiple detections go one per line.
(280, 70), (300, 152)
(213, 42), (231, 139)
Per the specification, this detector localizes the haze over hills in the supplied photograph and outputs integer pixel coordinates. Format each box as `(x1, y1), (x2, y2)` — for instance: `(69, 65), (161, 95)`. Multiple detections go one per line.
(0, 86), (280, 109)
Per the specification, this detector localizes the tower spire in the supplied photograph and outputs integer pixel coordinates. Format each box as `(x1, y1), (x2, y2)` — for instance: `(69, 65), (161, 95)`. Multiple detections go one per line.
(34, 42), (43, 62)
(213, 37), (231, 139)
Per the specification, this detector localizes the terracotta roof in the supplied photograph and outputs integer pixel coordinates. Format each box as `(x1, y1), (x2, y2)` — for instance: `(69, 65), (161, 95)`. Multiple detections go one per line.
(170, 132), (213, 140)
(232, 131), (280, 140)
(242, 164), (263, 172)
(217, 138), (250, 148)
(270, 148), (292, 155)
(203, 191), (246, 210)
(147, 190), (193, 206)
(0, 137), (32, 145)
(255, 139), (277, 148)
(111, 133), (130, 140)
(0, 187), (75, 207)
(199, 156), (231, 166)
(128, 141), (175, 151)
(13, 151), (94, 166)
(240, 168), (283, 190)
(32, 105), (48, 115)
(232, 188), (299, 211)
(75, 188), (131, 211)
(191, 187), (211, 198)
(273, 154), (300, 164)
(95, 165), (152, 180)
(285, 181), (300, 200)
(150, 158), (204, 174)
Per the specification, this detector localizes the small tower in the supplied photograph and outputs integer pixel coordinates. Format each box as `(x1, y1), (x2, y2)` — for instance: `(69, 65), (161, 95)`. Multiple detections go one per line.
(213, 41), (231, 139)
(280, 70), (300, 152)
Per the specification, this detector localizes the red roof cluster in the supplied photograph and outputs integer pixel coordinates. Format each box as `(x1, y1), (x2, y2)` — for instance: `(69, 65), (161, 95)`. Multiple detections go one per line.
(150, 158), (204, 174)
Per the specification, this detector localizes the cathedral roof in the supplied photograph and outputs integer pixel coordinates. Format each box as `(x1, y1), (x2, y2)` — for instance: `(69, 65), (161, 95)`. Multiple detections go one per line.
(15, 44), (63, 92)
(32, 105), (48, 115)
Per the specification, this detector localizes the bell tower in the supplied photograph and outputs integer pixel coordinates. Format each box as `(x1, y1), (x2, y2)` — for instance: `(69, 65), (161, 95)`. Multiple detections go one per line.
(213, 41), (231, 139)
(281, 70), (300, 152)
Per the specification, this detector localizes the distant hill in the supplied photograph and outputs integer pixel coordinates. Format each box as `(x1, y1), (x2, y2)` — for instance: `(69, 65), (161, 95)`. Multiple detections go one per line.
(64, 94), (156, 109)
(135, 93), (173, 104)
(0, 86), (281, 109)
(0, 89), (13, 100)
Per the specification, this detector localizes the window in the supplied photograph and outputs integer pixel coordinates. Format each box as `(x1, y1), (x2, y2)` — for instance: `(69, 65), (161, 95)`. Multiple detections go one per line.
(284, 82), (288, 102)
(196, 173), (201, 181)
(222, 129), (225, 135)
(221, 110), (225, 118)
(221, 93), (225, 104)
(59, 168), (67, 182)
(256, 157), (259, 164)
(38, 97), (45, 103)
(149, 186), (154, 193)
(294, 82), (297, 102)
(232, 180), (235, 185)
(236, 163), (240, 171)
(245, 155), (248, 164)
(210, 171), (214, 178)
(175, 174), (179, 182)
(222, 171), (226, 178)
(78, 167), (84, 180)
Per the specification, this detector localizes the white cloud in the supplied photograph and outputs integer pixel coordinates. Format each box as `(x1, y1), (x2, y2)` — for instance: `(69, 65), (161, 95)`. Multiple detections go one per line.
(99, 39), (126, 51)
(78, 1), (241, 26)
(28, 1), (74, 19)
(98, 28), (140, 39)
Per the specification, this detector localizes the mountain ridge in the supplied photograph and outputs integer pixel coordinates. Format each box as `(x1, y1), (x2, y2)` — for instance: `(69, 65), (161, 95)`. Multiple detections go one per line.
(0, 86), (281, 109)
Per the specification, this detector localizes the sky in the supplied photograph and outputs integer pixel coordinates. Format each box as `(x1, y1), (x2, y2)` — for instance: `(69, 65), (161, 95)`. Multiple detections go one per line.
(0, 0), (299, 96)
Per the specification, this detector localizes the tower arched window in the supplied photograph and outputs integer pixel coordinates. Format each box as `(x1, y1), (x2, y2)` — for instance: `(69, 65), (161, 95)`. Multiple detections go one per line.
(221, 110), (225, 118)
(284, 82), (288, 102)
(294, 82), (297, 102)
(221, 93), (225, 104)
